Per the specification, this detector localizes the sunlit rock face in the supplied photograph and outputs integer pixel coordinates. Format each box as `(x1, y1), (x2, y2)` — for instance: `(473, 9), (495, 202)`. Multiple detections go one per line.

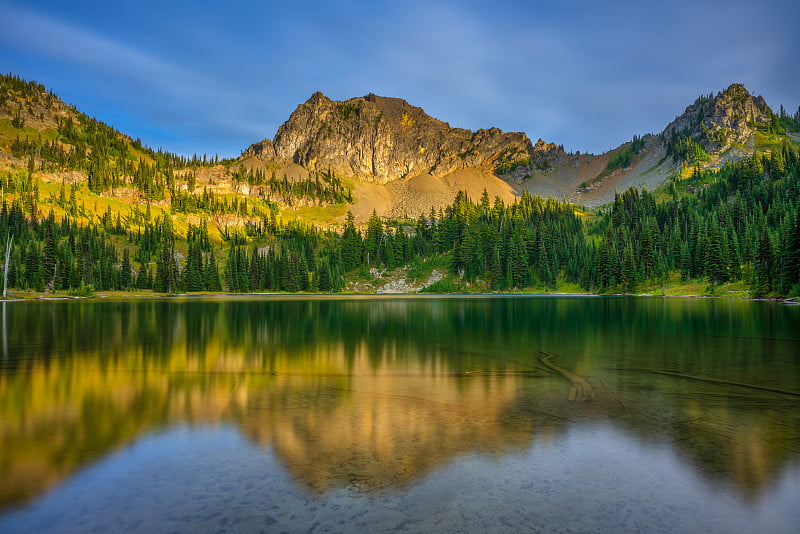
(243, 92), (532, 184)
(661, 83), (773, 155)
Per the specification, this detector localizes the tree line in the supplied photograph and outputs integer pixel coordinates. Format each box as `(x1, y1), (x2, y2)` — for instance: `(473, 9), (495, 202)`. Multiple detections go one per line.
(589, 143), (800, 296)
(3, 71), (800, 297)
(1, 139), (799, 297)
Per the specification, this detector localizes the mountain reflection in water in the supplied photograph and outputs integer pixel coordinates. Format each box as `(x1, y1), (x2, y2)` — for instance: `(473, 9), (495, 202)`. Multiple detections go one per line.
(1, 296), (798, 511)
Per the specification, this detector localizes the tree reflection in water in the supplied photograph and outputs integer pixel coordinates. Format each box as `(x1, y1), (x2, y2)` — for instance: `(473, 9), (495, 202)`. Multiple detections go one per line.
(1, 296), (798, 510)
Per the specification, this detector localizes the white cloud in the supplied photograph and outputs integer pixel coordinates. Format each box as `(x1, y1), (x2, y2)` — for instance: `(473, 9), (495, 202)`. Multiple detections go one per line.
(0, 2), (278, 154)
(1, 0), (796, 156)
(0, 3), (191, 95)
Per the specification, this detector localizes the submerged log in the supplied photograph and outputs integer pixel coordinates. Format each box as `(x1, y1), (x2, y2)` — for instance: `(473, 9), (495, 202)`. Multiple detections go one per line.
(611, 368), (800, 397)
(539, 352), (596, 402)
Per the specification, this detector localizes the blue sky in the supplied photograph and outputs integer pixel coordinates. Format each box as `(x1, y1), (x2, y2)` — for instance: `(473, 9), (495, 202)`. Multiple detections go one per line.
(1, 0), (797, 157)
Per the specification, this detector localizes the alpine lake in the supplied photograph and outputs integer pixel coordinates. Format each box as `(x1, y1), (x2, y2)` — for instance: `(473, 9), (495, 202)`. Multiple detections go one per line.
(0, 295), (798, 533)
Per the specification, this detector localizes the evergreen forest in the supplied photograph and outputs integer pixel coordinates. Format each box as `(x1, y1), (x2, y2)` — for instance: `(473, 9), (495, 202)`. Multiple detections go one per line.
(1, 73), (799, 298)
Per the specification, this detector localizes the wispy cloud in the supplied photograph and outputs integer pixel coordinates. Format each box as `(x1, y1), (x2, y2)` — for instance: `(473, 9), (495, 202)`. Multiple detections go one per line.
(0, 2), (271, 153)
(0, 3), (191, 96)
(328, 0), (799, 152)
(1, 0), (796, 156)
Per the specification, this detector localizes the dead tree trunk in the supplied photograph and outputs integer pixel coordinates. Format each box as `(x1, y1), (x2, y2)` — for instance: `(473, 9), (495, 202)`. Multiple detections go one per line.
(3, 234), (12, 299)
(539, 352), (596, 402)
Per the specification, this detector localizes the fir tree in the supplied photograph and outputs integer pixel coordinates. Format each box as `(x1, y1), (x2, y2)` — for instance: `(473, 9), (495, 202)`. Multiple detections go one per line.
(779, 204), (800, 295)
(204, 252), (222, 291)
(120, 248), (132, 289)
(154, 244), (178, 293)
(183, 240), (204, 291)
(341, 211), (362, 271)
(752, 225), (775, 297)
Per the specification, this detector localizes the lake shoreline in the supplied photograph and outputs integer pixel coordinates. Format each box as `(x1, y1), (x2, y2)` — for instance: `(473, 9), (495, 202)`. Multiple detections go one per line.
(1, 290), (796, 304)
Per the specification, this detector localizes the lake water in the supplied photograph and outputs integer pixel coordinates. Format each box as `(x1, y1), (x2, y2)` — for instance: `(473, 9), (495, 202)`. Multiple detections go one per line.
(0, 295), (798, 533)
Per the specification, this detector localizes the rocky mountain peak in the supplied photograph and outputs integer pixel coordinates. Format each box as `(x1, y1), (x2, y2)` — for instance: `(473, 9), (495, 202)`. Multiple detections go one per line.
(661, 83), (773, 156)
(533, 139), (560, 152)
(242, 93), (532, 183)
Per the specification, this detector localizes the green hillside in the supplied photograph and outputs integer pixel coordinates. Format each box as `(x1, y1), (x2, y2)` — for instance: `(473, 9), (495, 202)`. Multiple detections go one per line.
(1, 73), (799, 298)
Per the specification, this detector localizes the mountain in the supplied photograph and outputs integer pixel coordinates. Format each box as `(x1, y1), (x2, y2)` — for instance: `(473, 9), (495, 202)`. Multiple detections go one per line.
(237, 83), (796, 218)
(238, 92), (536, 219)
(662, 83), (781, 162)
(1, 73), (799, 298)
(243, 92), (531, 183)
(238, 92), (589, 217)
(1, 73), (797, 224)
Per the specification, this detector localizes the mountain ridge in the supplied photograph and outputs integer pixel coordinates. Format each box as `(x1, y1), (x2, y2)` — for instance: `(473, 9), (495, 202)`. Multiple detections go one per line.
(0, 73), (798, 299)
(1, 74), (798, 223)
(242, 91), (532, 184)
(236, 82), (796, 215)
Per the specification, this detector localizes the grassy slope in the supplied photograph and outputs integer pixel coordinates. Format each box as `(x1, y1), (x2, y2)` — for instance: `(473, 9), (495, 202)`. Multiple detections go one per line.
(3, 75), (798, 297)
(0, 119), (59, 144)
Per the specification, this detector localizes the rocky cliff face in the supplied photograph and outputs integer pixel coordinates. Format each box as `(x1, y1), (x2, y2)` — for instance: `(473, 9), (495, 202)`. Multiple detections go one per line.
(661, 83), (772, 155)
(240, 82), (788, 212)
(0, 80), (75, 132)
(243, 92), (532, 184)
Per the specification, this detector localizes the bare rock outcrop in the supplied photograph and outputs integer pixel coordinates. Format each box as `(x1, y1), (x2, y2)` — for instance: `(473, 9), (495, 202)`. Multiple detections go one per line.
(661, 83), (773, 155)
(243, 92), (532, 184)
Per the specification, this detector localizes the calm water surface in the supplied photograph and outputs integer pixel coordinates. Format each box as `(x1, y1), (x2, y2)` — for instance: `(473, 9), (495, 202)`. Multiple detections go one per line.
(0, 296), (798, 533)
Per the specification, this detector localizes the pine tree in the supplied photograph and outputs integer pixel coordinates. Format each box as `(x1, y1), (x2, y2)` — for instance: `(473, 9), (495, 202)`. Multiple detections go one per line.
(620, 239), (638, 293)
(704, 220), (729, 286)
(154, 244), (178, 293)
(341, 211), (362, 271)
(135, 263), (151, 289)
(183, 241), (204, 291)
(507, 232), (529, 289)
(364, 210), (383, 265)
(204, 252), (222, 291)
(236, 246), (250, 292)
(536, 237), (555, 288)
(490, 244), (503, 290)
(779, 204), (800, 295)
(120, 248), (132, 289)
(318, 257), (332, 292)
(752, 224), (775, 297)
(248, 246), (262, 291)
